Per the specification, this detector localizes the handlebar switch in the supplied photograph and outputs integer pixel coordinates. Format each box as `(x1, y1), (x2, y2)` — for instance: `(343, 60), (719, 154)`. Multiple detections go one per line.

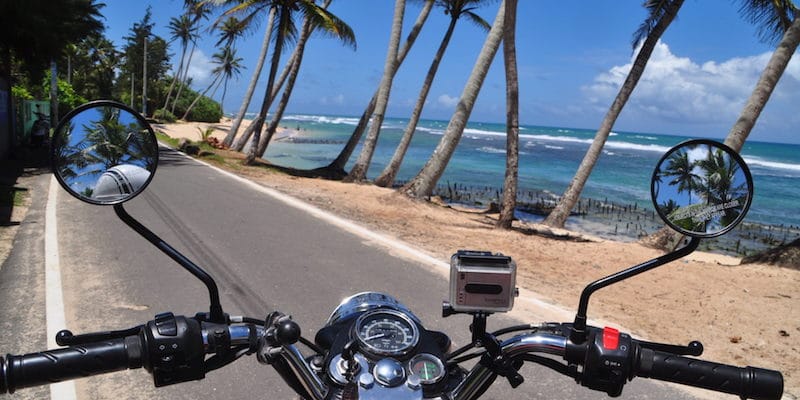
(579, 327), (634, 397)
(142, 313), (206, 387)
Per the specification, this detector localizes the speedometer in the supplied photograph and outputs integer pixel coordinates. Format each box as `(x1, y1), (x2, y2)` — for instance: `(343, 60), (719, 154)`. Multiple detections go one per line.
(354, 309), (419, 357)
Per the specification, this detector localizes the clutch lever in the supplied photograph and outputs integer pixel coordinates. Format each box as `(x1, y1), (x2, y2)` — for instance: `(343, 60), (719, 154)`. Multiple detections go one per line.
(55, 326), (143, 346)
(636, 339), (704, 356)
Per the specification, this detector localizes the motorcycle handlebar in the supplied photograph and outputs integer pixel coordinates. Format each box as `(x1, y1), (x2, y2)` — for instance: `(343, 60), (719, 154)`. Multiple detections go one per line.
(0, 335), (143, 394)
(635, 347), (784, 400)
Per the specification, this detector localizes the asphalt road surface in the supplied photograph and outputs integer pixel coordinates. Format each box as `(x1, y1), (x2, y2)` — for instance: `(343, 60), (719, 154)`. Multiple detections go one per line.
(0, 147), (706, 399)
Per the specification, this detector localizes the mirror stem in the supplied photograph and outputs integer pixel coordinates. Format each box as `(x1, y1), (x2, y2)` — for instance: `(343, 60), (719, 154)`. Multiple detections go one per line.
(570, 237), (700, 344)
(114, 204), (226, 323)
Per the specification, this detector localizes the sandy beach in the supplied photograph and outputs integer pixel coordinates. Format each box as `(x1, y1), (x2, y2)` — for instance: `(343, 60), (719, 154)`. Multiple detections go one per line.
(157, 119), (799, 398)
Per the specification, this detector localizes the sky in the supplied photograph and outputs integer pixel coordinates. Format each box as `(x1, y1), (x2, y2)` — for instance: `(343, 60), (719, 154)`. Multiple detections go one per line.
(100, 1), (800, 144)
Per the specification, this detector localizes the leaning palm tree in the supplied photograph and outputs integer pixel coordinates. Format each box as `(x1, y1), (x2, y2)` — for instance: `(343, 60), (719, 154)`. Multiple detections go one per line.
(344, 0), (407, 182)
(726, 0), (799, 152)
(401, 0), (506, 198)
(321, 0), (435, 176)
(162, 15), (198, 114)
(255, 0), (355, 156)
(543, 0), (685, 229)
(373, 0), (493, 188)
(172, 0), (211, 115)
(218, 3), (277, 148)
(243, 0), (354, 165)
(662, 150), (702, 204)
(497, 0), (519, 229)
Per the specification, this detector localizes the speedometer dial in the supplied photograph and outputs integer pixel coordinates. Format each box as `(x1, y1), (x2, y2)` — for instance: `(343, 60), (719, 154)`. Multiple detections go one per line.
(355, 309), (419, 357)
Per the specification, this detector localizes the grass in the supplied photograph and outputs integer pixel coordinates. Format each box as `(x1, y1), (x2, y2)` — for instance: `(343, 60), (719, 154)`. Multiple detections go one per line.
(155, 130), (180, 148)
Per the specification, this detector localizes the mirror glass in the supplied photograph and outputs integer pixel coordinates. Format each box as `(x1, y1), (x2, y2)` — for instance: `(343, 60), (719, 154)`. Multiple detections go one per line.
(651, 139), (753, 238)
(51, 101), (158, 205)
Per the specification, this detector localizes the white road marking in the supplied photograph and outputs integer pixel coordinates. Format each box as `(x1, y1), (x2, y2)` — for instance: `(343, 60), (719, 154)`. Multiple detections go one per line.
(45, 176), (78, 400)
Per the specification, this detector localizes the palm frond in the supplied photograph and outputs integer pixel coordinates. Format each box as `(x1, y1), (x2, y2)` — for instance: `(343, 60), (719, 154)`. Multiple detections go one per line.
(632, 0), (675, 50)
(737, 0), (798, 44)
(296, 0), (356, 50)
(463, 10), (491, 31)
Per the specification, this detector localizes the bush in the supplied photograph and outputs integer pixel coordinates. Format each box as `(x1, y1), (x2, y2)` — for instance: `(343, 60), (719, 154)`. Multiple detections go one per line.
(186, 96), (222, 123)
(153, 108), (177, 123)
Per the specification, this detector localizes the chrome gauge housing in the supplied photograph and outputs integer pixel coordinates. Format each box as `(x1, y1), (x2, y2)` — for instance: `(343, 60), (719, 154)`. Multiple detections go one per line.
(354, 309), (420, 358)
(326, 292), (421, 327)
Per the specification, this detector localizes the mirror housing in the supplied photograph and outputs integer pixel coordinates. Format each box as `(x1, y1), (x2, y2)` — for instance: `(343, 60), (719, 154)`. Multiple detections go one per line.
(651, 139), (753, 238)
(51, 100), (158, 205)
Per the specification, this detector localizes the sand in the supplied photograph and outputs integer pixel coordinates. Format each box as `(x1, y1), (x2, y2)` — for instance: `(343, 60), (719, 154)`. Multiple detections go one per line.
(158, 120), (799, 398)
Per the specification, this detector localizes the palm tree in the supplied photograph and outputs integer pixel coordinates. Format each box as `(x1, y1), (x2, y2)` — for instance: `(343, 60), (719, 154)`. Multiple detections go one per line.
(214, 47), (245, 109)
(242, 0), (354, 165)
(181, 47), (243, 120)
(497, 0), (518, 229)
(662, 150), (702, 204)
(321, 0), (435, 175)
(344, 0), (407, 182)
(373, 0), (492, 188)
(255, 0), (355, 156)
(221, 4), (277, 148)
(543, 0), (685, 229)
(726, 1), (799, 152)
(171, 0), (211, 115)
(401, 0), (506, 198)
(162, 15), (198, 114)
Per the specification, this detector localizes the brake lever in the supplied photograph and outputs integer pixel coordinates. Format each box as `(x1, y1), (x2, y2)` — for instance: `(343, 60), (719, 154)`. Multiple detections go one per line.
(636, 339), (703, 356)
(55, 326), (143, 346)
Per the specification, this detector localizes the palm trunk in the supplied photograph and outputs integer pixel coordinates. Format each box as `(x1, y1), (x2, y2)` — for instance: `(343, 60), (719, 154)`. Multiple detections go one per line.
(224, 8), (276, 148)
(256, 4), (319, 156)
(324, 0), (434, 174)
(172, 40), (197, 115)
(374, 15), (459, 188)
(497, 0), (519, 229)
(163, 44), (188, 113)
(725, 16), (800, 153)
(401, 0), (506, 198)
(345, 0), (406, 182)
(543, 0), (684, 228)
(244, 6), (288, 165)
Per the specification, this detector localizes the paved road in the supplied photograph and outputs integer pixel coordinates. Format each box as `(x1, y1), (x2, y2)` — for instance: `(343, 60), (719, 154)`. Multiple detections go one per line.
(1, 147), (704, 399)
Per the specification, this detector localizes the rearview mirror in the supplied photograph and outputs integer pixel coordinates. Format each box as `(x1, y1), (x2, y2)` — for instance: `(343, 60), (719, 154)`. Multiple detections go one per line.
(51, 101), (158, 205)
(651, 139), (753, 238)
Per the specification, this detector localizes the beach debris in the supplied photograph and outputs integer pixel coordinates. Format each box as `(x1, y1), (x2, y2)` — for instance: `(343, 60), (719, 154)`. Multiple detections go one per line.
(779, 330), (790, 337)
(730, 336), (742, 344)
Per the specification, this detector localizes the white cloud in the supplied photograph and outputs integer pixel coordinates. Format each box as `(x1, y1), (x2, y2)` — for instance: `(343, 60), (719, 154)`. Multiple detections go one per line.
(437, 94), (459, 108)
(184, 49), (214, 89)
(582, 41), (800, 128)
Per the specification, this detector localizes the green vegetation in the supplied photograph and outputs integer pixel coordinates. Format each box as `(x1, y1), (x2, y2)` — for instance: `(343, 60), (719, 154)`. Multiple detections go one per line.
(154, 131), (180, 148)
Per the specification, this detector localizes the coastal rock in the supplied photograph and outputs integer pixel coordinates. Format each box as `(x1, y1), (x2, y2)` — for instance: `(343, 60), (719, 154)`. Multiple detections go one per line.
(741, 238), (800, 270)
(178, 138), (200, 155)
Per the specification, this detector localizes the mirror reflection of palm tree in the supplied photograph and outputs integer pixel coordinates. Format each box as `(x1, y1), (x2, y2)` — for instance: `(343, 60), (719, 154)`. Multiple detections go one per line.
(663, 150), (702, 204)
(58, 107), (156, 181)
(697, 148), (747, 226)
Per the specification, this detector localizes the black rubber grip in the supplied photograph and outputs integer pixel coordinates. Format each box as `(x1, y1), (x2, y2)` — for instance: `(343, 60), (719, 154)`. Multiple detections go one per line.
(0, 336), (143, 394)
(636, 348), (783, 400)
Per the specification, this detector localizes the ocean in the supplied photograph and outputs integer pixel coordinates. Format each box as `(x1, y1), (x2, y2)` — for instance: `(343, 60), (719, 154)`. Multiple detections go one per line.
(254, 113), (800, 240)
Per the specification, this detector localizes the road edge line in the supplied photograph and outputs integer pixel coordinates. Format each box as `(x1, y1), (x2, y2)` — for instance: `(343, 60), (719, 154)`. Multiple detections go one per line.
(45, 175), (78, 400)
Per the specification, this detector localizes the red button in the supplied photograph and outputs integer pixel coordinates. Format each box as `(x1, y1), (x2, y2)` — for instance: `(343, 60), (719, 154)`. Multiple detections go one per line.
(602, 327), (620, 350)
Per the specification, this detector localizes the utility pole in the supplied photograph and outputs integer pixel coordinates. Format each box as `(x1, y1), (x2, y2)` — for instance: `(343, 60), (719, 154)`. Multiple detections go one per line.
(142, 35), (148, 116)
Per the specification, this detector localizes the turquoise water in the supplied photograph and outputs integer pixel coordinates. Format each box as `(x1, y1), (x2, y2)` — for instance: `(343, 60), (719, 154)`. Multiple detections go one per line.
(255, 113), (800, 230)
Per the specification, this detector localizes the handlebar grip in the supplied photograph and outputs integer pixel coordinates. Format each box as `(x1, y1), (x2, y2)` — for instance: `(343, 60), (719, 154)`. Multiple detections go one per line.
(636, 347), (783, 400)
(0, 336), (143, 394)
